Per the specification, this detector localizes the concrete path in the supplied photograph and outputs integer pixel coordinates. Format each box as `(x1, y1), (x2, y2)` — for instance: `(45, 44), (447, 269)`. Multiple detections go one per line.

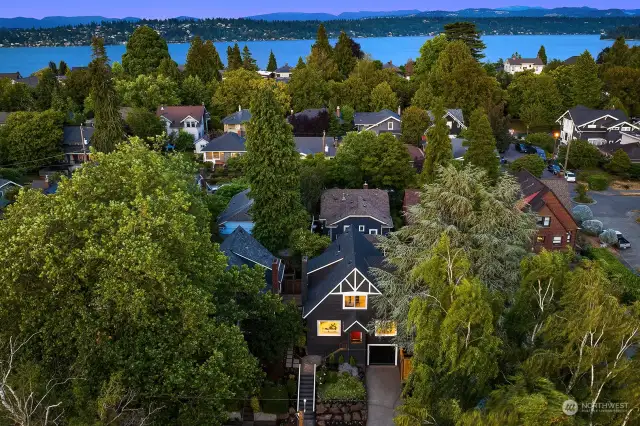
(366, 366), (402, 426)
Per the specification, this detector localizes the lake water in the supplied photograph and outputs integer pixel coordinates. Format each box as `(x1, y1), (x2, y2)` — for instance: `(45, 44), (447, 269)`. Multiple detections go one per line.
(1, 35), (639, 75)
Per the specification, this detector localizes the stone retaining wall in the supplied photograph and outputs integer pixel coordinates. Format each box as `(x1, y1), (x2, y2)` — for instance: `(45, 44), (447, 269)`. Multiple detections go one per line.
(315, 401), (367, 425)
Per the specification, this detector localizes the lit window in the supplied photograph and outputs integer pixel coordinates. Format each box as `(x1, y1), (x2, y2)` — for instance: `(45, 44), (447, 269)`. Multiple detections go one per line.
(567, 232), (571, 242)
(375, 321), (397, 336)
(317, 320), (341, 336)
(536, 235), (546, 243)
(536, 216), (551, 227)
(388, 121), (394, 130)
(358, 225), (365, 232)
(350, 331), (363, 344)
(553, 236), (562, 245)
(212, 152), (222, 160)
(369, 229), (378, 235)
(344, 295), (367, 309)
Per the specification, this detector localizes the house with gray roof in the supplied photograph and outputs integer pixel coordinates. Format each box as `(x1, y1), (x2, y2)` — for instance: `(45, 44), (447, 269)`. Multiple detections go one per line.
(301, 228), (397, 366)
(217, 188), (254, 236)
(201, 133), (246, 166)
(220, 226), (285, 293)
(427, 108), (466, 137)
(319, 187), (393, 241)
(16, 76), (39, 88)
(222, 108), (252, 135)
(275, 64), (293, 79)
(557, 105), (640, 160)
(295, 136), (338, 158)
(0, 112), (9, 126)
(63, 126), (93, 167)
(0, 179), (22, 199)
(504, 57), (544, 74)
(156, 105), (209, 140)
(354, 109), (401, 137)
(0, 72), (22, 81)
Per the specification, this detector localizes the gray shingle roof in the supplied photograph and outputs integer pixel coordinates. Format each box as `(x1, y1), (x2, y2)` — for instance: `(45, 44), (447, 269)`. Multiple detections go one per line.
(156, 105), (207, 127)
(294, 136), (337, 157)
(320, 188), (392, 226)
(427, 109), (465, 127)
(16, 76), (39, 88)
(506, 57), (544, 66)
(451, 137), (468, 159)
(541, 178), (573, 212)
(563, 55), (579, 65)
(202, 132), (246, 152)
(0, 72), (21, 80)
(275, 64), (292, 73)
(292, 108), (327, 120)
(218, 189), (253, 224)
(598, 140), (640, 162)
(304, 228), (384, 315)
(220, 226), (284, 290)
(63, 126), (94, 146)
(354, 109), (400, 126)
(382, 61), (399, 70)
(222, 109), (252, 125)
(0, 112), (9, 125)
(567, 105), (628, 126)
(0, 179), (21, 189)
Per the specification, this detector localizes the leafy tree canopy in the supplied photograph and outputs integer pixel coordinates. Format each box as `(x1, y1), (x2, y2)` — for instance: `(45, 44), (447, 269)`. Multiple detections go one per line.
(121, 25), (170, 76)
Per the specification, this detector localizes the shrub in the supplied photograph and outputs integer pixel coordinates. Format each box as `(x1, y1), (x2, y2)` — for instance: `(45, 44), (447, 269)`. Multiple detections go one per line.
(582, 219), (603, 236)
(510, 154), (545, 177)
(349, 356), (356, 366)
(318, 373), (366, 401)
(558, 139), (603, 169)
(599, 229), (618, 245)
(574, 183), (593, 203)
(572, 205), (593, 224)
(586, 174), (609, 191)
(606, 149), (632, 175)
(585, 247), (640, 303)
(525, 133), (555, 153)
(0, 168), (25, 183)
(629, 164), (640, 180)
(338, 354), (344, 364)
(328, 353), (335, 365)
(260, 383), (289, 414)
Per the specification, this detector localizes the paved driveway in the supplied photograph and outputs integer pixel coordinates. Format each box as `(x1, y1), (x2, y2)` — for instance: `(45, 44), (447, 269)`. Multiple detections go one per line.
(570, 185), (640, 269)
(501, 144), (557, 179)
(366, 366), (402, 426)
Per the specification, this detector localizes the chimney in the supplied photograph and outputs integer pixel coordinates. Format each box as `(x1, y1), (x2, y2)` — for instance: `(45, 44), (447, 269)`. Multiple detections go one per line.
(271, 259), (280, 294)
(363, 182), (368, 190)
(301, 256), (309, 303)
(398, 105), (401, 116)
(336, 105), (341, 118)
(322, 131), (326, 156)
(238, 105), (242, 112)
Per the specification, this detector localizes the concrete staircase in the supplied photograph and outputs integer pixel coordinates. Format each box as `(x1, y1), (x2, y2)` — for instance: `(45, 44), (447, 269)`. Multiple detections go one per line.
(297, 361), (317, 425)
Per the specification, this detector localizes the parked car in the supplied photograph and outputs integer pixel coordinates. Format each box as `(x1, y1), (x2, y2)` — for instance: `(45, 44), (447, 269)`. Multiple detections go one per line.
(535, 147), (547, 161)
(565, 171), (576, 182)
(616, 231), (631, 250)
(547, 161), (562, 175)
(516, 143), (537, 154)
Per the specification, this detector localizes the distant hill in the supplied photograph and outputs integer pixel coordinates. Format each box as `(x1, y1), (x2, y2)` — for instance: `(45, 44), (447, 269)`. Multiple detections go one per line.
(247, 10), (421, 21)
(0, 16), (139, 29)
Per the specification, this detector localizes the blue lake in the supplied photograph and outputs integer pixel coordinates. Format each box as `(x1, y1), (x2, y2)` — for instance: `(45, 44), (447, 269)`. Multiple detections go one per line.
(1, 35), (639, 75)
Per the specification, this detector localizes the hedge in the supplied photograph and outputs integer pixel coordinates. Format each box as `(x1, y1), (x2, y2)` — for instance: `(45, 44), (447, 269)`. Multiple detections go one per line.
(586, 174), (609, 191)
(318, 373), (366, 401)
(585, 248), (640, 303)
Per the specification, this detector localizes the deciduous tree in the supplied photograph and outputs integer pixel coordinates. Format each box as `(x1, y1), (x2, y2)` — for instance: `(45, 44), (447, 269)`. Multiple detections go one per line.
(606, 148), (632, 175)
(413, 34), (448, 79)
(288, 66), (328, 112)
(369, 81), (397, 111)
(401, 106), (429, 146)
(124, 108), (165, 139)
(116, 74), (180, 111)
(570, 50), (602, 109)
(180, 74), (208, 106)
(121, 25), (170, 76)
(509, 154), (546, 178)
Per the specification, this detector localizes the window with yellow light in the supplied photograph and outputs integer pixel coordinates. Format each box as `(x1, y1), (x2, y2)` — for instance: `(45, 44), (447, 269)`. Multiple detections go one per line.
(343, 295), (367, 309)
(317, 320), (341, 336)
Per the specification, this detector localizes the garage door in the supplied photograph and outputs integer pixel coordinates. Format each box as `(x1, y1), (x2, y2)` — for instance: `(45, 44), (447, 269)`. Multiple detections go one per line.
(368, 345), (396, 365)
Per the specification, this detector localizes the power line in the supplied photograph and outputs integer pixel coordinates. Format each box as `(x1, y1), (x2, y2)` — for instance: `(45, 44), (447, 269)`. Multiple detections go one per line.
(0, 153), (67, 169)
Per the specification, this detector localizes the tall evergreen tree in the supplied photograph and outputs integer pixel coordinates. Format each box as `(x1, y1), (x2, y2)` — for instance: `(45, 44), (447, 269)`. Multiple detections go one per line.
(157, 57), (182, 81)
(89, 36), (124, 153)
(185, 36), (222, 83)
(603, 36), (631, 68)
(207, 40), (224, 73)
(443, 21), (486, 60)
(464, 108), (500, 181)
(242, 45), (258, 71)
(401, 106), (430, 146)
(311, 24), (332, 56)
(121, 25), (170, 76)
(58, 60), (69, 76)
(421, 99), (452, 183)
(266, 50), (278, 72)
(244, 88), (307, 252)
(334, 31), (357, 78)
(226, 43), (243, 71)
(537, 45), (547, 64)
(34, 68), (59, 111)
(296, 56), (306, 69)
(308, 24), (339, 80)
(570, 50), (602, 108)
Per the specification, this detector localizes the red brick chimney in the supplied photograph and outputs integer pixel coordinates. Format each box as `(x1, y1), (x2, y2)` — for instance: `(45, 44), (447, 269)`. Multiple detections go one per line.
(271, 259), (280, 293)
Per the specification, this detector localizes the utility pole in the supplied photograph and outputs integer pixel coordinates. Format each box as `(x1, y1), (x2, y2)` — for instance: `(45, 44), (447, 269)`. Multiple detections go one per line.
(563, 138), (571, 174)
(79, 123), (88, 163)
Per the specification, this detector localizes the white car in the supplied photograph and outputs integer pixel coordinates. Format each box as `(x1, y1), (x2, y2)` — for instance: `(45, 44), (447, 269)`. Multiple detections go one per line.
(565, 171), (576, 182)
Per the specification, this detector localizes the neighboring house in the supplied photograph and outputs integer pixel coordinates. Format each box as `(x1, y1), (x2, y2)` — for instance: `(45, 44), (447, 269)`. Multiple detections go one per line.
(0, 179), (22, 199)
(405, 144), (425, 171)
(451, 137), (468, 160)
(516, 170), (578, 252)
(222, 108), (252, 135)
(201, 132), (246, 166)
(220, 226), (285, 293)
(402, 189), (420, 223)
(556, 105), (640, 160)
(257, 70), (275, 79)
(427, 108), (466, 137)
(382, 61), (400, 72)
(0, 72), (22, 81)
(295, 136), (338, 158)
(217, 188), (254, 236)
(288, 108), (333, 137)
(63, 126), (93, 166)
(156, 105), (209, 140)
(275, 64), (293, 79)
(503, 57), (544, 74)
(0, 112), (9, 126)
(319, 187), (393, 241)
(30, 179), (58, 195)
(563, 56), (579, 65)
(302, 228), (398, 366)
(354, 109), (401, 137)
(16, 76), (39, 88)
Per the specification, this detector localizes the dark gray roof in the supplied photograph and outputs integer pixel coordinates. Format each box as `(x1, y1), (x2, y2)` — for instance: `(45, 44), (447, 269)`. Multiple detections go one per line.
(63, 126), (94, 146)
(275, 64), (292, 73)
(563, 56), (579, 65)
(0, 72), (21, 80)
(304, 229), (384, 315)
(320, 188), (392, 226)
(292, 108), (327, 120)
(222, 109), (252, 125)
(0, 112), (9, 125)
(16, 76), (39, 88)
(0, 179), (21, 189)
(567, 105), (628, 126)
(220, 226), (284, 290)
(354, 109), (400, 126)
(451, 137), (468, 159)
(218, 189), (253, 224)
(294, 137), (337, 157)
(506, 57), (544, 65)
(427, 109), (465, 127)
(202, 132), (246, 152)
(598, 141), (640, 162)
(541, 178), (573, 212)
(382, 61), (399, 70)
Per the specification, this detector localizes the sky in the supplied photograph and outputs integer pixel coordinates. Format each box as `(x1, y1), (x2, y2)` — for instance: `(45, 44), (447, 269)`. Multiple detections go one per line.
(1, 1), (636, 19)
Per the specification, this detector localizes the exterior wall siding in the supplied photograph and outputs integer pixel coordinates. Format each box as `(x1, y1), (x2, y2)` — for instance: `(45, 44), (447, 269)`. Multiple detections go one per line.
(532, 199), (577, 252)
(325, 217), (390, 241)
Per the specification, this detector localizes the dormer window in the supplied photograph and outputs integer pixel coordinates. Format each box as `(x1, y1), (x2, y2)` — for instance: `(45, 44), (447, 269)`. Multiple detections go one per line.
(344, 295), (367, 309)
